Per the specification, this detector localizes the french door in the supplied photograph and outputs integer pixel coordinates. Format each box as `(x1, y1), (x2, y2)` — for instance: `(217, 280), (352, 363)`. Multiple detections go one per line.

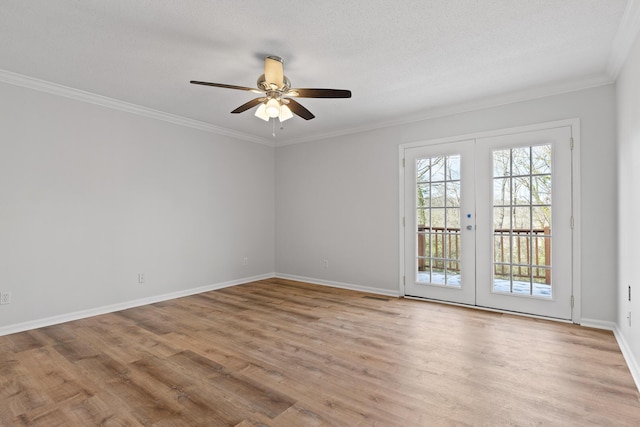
(403, 125), (574, 320)
(404, 140), (476, 306)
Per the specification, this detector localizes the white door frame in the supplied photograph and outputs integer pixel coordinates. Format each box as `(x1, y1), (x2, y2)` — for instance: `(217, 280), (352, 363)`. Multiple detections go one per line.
(398, 118), (581, 323)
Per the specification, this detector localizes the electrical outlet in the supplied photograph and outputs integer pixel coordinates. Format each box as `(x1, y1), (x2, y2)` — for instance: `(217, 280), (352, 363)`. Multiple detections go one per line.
(138, 273), (145, 284)
(0, 292), (11, 305)
(243, 257), (249, 266)
(323, 259), (329, 268)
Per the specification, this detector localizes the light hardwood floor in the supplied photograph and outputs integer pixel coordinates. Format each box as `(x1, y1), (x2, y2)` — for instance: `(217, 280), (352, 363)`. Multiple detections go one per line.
(1, 278), (639, 426)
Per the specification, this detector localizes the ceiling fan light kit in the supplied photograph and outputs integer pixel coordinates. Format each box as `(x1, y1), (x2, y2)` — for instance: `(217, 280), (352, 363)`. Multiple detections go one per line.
(265, 98), (281, 117)
(190, 55), (351, 129)
(254, 99), (293, 122)
(279, 104), (294, 121)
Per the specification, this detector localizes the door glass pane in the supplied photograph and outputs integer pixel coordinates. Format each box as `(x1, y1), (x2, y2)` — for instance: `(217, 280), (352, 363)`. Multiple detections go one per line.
(532, 175), (551, 204)
(417, 184), (430, 206)
(532, 236), (551, 267)
(513, 176), (531, 205)
(512, 207), (531, 230)
(494, 235), (510, 263)
(532, 145), (552, 174)
(430, 233), (444, 258)
(417, 158), (430, 182)
(431, 183), (445, 207)
(431, 208), (445, 229)
(446, 182), (461, 206)
(493, 264), (511, 292)
(431, 158), (445, 181)
(493, 207), (510, 230)
(446, 208), (460, 229)
(493, 149), (510, 177)
(492, 144), (552, 298)
(512, 147), (531, 176)
(416, 154), (461, 287)
(493, 178), (511, 205)
(446, 155), (461, 180)
(532, 206), (551, 229)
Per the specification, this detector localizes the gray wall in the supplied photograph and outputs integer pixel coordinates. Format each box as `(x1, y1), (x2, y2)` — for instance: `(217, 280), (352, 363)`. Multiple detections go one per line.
(276, 85), (617, 322)
(0, 76), (620, 332)
(0, 81), (275, 330)
(617, 28), (640, 380)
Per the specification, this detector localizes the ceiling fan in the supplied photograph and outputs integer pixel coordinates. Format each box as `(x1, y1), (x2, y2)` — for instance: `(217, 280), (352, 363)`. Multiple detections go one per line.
(190, 55), (351, 122)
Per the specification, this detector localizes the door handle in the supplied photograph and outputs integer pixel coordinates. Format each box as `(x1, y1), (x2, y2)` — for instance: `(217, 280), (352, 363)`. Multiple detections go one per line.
(466, 225), (474, 231)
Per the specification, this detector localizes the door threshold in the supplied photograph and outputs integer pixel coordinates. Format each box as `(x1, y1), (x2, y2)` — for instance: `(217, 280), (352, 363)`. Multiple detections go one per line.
(403, 295), (574, 324)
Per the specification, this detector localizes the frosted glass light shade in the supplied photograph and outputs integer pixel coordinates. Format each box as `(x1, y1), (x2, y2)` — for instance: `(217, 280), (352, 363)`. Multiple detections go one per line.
(265, 99), (281, 118)
(254, 103), (270, 121)
(279, 104), (293, 122)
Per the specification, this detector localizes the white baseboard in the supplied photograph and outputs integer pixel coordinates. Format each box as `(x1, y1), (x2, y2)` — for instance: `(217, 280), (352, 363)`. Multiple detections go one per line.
(274, 273), (399, 297)
(579, 318), (617, 330)
(580, 318), (640, 393)
(0, 273), (275, 337)
(613, 325), (640, 393)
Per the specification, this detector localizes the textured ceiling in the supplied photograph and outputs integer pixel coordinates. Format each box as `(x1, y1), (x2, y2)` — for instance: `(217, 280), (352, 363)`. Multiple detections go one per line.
(0, 0), (632, 145)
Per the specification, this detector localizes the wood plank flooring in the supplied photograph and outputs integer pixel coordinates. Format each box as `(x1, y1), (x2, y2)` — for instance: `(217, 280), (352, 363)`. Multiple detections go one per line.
(1, 278), (639, 426)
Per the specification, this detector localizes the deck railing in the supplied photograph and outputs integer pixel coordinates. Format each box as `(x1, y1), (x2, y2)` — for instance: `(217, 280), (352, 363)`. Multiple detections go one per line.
(418, 225), (551, 284)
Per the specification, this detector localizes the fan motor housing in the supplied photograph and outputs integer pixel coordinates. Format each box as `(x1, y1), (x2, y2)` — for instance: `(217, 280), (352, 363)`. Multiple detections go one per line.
(257, 74), (291, 93)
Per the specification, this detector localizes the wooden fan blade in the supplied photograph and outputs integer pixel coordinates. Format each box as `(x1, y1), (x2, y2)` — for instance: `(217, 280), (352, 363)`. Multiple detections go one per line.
(264, 56), (284, 89)
(231, 98), (266, 114)
(286, 99), (315, 120)
(288, 88), (352, 98)
(190, 81), (263, 94)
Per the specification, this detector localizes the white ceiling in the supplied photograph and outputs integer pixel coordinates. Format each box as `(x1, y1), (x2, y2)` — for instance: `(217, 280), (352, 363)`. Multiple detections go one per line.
(0, 1), (636, 145)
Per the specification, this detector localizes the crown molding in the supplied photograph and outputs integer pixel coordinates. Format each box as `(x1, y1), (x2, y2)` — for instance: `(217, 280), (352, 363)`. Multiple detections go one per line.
(277, 74), (613, 147)
(0, 69), (275, 147)
(607, 0), (640, 79)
